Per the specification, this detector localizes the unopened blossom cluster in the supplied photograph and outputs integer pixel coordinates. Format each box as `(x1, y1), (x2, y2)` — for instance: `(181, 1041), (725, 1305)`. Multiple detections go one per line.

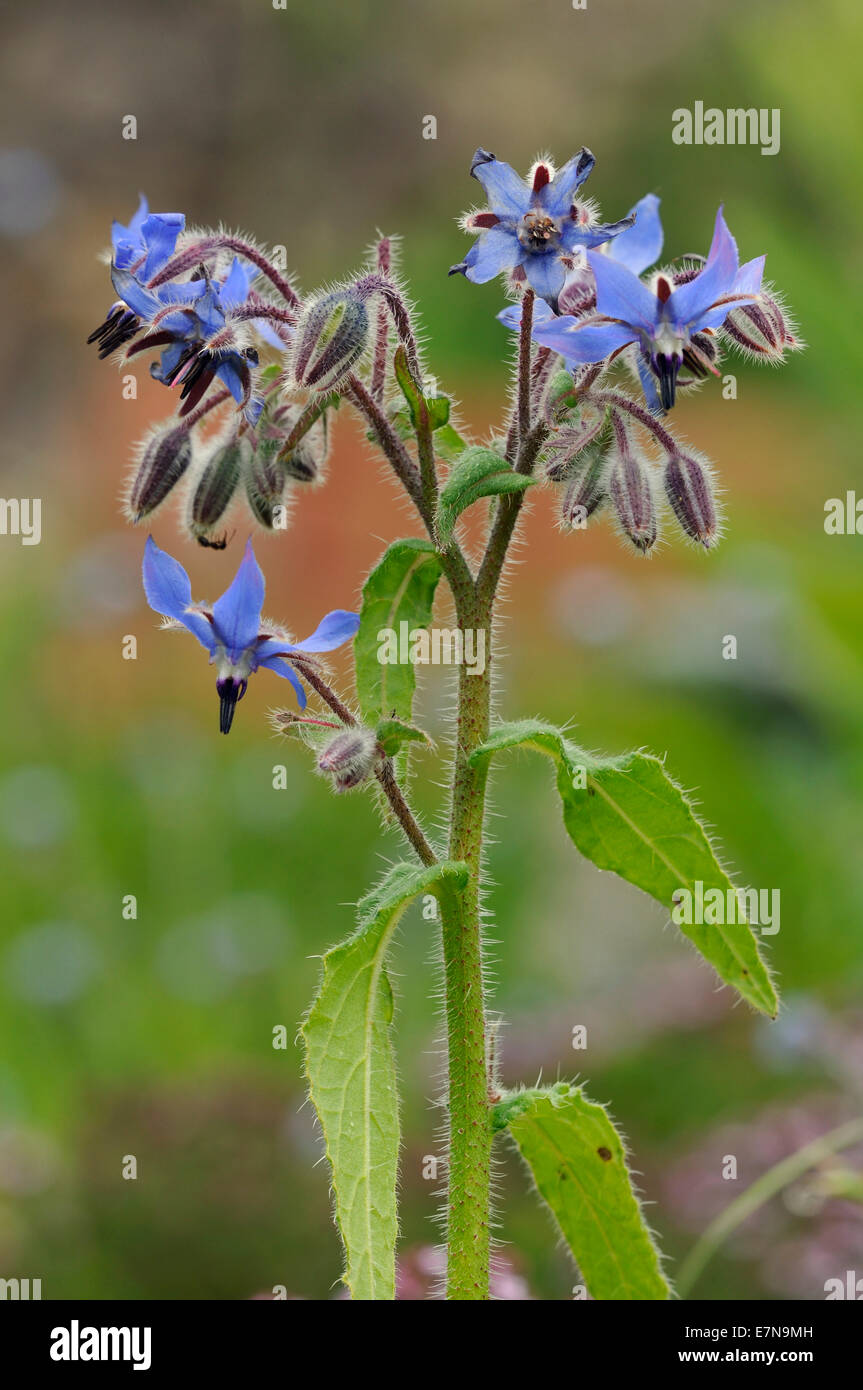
(89, 145), (801, 730)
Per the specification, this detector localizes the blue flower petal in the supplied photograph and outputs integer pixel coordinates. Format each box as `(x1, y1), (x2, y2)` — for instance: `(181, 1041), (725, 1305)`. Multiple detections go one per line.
(292, 609), (360, 652)
(734, 255), (766, 296)
(666, 206), (739, 331)
(111, 194), (149, 259)
(532, 316), (637, 366)
(140, 213), (186, 282)
(536, 149), (596, 217)
(608, 194), (663, 275)
(523, 252), (566, 304)
(635, 355), (664, 414)
(220, 257), (256, 308)
(214, 357), (246, 403)
(469, 149), (530, 219)
(256, 656), (308, 708)
(462, 228), (522, 284)
(110, 264), (161, 320)
(563, 213), (636, 254)
(142, 537), (215, 651)
(497, 298), (555, 332)
(587, 251), (658, 332)
(211, 539), (266, 659)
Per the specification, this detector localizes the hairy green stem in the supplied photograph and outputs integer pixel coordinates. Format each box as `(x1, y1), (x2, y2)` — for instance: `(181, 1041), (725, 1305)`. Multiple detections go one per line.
(441, 582), (493, 1299)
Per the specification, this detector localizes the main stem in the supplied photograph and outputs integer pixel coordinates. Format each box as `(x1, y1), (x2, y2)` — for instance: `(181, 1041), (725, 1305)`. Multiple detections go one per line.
(441, 580), (493, 1299)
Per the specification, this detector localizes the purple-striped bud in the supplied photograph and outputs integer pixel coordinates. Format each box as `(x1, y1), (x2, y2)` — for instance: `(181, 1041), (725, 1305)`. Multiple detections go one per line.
(609, 456), (658, 554)
(723, 289), (800, 361)
(126, 423), (192, 522)
(189, 434), (246, 536)
(317, 727), (380, 792)
(244, 445), (290, 530)
(607, 419), (658, 553)
(560, 447), (608, 529)
(291, 290), (369, 393)
(664, 450), (721, 549)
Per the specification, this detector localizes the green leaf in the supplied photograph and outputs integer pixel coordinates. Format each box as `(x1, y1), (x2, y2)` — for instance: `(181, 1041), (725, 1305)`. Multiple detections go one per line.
(495, 1082), (670, 1300)
(469, 720), (778, 1016)
(391, 346), (465, 459)
(354, 538), (443, 727)
(302, 859), (470, 1300)
(433, 423), (468, 464)
(375, 716), (433, 759)
(436, 446), (535, 548)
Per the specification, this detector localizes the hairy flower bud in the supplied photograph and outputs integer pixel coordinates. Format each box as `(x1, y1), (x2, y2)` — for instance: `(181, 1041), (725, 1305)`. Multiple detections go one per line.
(277, 409), (329, 484)
(664, 450), (721, 549)
(189, 434), (246, 535)
(127, 423), (192, 522)
(723, 289), (800, 361)
(609, 455), (658, 553)
(560, 445), (608, 529)
(244, 445), (290, 530)
(544, 410), (606, 481)
(317, 727), (380, 792)
(292, 290), (369, 392)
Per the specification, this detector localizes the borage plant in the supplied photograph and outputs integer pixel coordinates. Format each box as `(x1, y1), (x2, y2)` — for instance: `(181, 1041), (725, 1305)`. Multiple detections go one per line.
(90, 147), (801, 1300)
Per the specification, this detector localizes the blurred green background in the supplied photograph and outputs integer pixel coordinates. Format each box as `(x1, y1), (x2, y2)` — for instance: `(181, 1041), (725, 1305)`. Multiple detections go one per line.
(1, 0), (862, 1300)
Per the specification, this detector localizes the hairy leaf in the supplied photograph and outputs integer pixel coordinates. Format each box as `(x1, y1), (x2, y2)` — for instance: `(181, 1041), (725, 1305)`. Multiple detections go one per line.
(375, 716), (433, 759)
(354, 538), (443, 726)
(495, 1082), (670, 1300)
(436, 446), (535, 548)
(303, 859), (470, 1300)
(470, 720), (777, 1016)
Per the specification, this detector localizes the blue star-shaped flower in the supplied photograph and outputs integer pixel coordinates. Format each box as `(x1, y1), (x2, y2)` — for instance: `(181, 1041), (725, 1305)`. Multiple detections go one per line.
(529, 206), (764, 409)
(143, 537), (359, 733)
(449, 148), (635, 307)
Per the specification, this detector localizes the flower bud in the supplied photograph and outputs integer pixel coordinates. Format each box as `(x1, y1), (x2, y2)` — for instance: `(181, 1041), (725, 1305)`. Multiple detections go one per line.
(317, 727), (380, 792)
(189, 435), (246, 535)
(609, 451), (658, 553)
(127, 423), (192, 522)
(544, 412), (606, 481)
(560, 446), (608, 529)
(244, 445), (290, 530)
(291, 290), (369, 392)
(664, 450), (721, 549)
(277, 409), (329, 484)
(723, 290), (800, 361)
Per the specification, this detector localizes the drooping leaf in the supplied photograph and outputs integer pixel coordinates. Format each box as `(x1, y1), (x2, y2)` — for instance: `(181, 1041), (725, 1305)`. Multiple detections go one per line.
(391, 345), (465, 449)
(436, 446), (535, 548)
(494, 1082), (670, 1300)
(302, 859), (470, 1300)
(354, 538), (443, 726)
(469, 720), (777, 1016)
(375, 716), (434, 759)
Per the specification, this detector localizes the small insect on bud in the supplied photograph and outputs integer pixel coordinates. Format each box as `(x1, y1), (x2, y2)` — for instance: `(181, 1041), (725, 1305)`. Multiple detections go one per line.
(723, 290), (800, 361)
(189, 435), (247, 537)
(607, 416), (658, 553)
(561, 446), (608, 529)
(664, 450), (721, 549)
(127, 423), (193, 522)
(291, 290), (370, 393)
(317, 727), (381, 792)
